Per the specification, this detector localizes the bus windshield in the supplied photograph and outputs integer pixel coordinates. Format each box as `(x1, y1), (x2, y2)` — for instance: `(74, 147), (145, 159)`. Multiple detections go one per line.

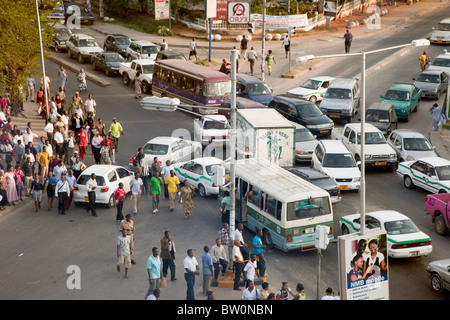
(204, 81), (231, 97)
(287, 196), (331, 221)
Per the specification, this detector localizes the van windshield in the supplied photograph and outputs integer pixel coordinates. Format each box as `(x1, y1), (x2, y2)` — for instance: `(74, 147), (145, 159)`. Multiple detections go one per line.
(324, 88), (352, 99)
(204, 81), (232, 97)
(143, 143), (168, 155)
(295, 128), (315, 142)
(247, 83), (272, 96)
(357, 132), (386, 144)
(142, 46), (159, 54)
(286, 196), (331, 221)
(323, 153), (356, 167)
(384, 89), (410, 101)
(366, 110), (390, 122)
(403, 138), (433, 151)
(296, 103), (323, 117)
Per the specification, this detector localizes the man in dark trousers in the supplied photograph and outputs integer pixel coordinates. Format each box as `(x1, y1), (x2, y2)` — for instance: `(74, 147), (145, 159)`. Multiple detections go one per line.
(240, 36), (248, 60)
(344, 29), (353, 53)
(86, 173), (97, 216)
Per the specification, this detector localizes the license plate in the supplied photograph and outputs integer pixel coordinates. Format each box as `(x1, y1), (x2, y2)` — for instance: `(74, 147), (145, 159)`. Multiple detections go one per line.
(421, 93), (425, 97)
(410, 251), (419, 257)
(84, 20), (89, 23)
(375, 161), (387, 166)
(437, 40), (442, 43)
(329, 115), (340, 118)
(215, 142), (223, 147)
(340, 185), (348, 190)
(84, 196), (89, 201)
(320, 130), (329, 133)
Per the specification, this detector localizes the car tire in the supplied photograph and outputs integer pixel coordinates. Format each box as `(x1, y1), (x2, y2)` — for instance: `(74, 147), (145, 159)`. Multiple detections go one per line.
(122, 73), (130, 86)
(403, 175), (414, 189)
(262, 229), (274, 249)
(434, 215), (448, 236)
(108, 194), (115, 208)
(413, 101), (419, 112)
(54, 43), (60, 53)
(142, 82), (150, 94)
(198, 184), (207, 198)
(431, 273), (444, 293)
(341, 225), (350, 235)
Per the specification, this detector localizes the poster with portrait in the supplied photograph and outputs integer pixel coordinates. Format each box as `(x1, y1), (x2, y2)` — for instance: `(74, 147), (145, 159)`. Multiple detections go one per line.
(155, 0), (170, 20)
(338, 229), (389, 300)
(323, 0), (338, 16)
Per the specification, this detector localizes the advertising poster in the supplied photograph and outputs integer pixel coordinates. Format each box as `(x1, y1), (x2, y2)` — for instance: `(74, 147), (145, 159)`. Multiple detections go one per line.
(338, 229), (390, 300)
(155, 0), (170, 20)
(228, 1), (250, 24)
(213, 0), (229, 21)
(323, 0), (338, 16)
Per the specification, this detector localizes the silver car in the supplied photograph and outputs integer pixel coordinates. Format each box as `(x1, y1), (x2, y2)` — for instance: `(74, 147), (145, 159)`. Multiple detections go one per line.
(426, 259), (450, 293)
(387, 129), (437, 163)
(413, 70), (448, 100)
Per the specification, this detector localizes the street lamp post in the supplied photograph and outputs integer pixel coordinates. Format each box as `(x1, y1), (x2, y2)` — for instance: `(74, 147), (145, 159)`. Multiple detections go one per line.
(261, 0), (266, 81)
(35, 0), (49, 122)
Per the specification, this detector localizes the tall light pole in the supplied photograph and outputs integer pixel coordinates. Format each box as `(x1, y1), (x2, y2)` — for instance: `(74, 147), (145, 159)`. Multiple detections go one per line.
(261, 0), (266, 81)
(35, 0), (49, 121)
(229, 49), (237, 248)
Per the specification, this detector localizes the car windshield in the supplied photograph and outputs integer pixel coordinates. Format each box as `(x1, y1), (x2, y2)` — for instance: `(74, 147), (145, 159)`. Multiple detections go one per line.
(384, 219), (420, 235)
(287, 196), (331, 221)
(115, 38), (131, 46)
(142, 46), (158, 54)
(79, 39), (98, 47)
(431, 58), (450, 68)
(77, 175), (106, 186)
(56, 29), (71, 37)
(143, 143), (168, 155)
(105, 54), (125, 62)
(323, 153), (356, 167)
(366, 110), (390, 122)
(403, 138), (432, 151)
(384, 89), (410, 101)
(295, 128), (315, 142)
(297, 103), (323, 117)
(247, 83), (272, 96)
(415, 73), (440, 83)
(357, 132), (386, 144)
(324, 88), (351, 99)
(301, 79), (321, 90)
(204, 81), (232, 98)
(142, 64), (154, 74)
(435, 23), (450, 31)
(203, 120), (227, 129)
(435, 165), (450, 180)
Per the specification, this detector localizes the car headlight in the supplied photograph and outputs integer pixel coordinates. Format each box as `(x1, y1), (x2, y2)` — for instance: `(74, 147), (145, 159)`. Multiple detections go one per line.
(401, 109), (408, 113)
(59, 41), (66, 44)
(365, 154), (372, 160)
(354, 177), (361, 182)
(81, 51), (89, 55)
(306, 124), (318, 129)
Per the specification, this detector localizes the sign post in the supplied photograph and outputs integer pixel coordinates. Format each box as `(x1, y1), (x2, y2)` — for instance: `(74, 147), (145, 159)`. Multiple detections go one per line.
(228, 1), (250, 24)
(206, 0), (217, 62)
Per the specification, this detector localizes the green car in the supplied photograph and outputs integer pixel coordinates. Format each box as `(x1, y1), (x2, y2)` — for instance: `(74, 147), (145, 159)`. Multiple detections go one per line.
(380, 83), (422, 121)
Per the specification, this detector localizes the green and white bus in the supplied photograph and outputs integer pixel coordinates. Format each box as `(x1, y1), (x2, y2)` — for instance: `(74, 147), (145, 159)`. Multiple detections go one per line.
(222, 158), (334, 251)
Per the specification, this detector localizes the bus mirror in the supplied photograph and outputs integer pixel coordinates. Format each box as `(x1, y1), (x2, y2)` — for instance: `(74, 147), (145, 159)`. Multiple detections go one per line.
(315, 225), (330, 250)
(213, 165), (226, 186)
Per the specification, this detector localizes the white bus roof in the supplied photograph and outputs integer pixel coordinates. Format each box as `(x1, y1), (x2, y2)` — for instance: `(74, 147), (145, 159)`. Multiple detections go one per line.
(224, 158), (328, 203)
(237, 109), (295, 129)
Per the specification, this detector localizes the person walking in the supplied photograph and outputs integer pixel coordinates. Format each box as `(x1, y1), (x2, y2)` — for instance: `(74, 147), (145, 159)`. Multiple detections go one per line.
(243, 253), (260, 287)
(202, 245), (214, 296)
(218, 222), (230, 263)
(265, 50), (276, 76)
(240, 36), (248, 60)
(145, 247), (162, 300)
(160, 160), (173, 199)
(65, 168), (76, 211)
(293, 283), (306, 300)
(30, 173), (43, 212)
(276, 282), (295, 300)
(77, 68), (87, 91)
(84, 94), (96, 117)
(235, 222), (249, 261)
(77, 127), (88, 160)
(55, 173), (70, 215)
(91, 132), (102, 164)
(151, 156), (161, 177)
(150, 171), (163, 214)
(183, 249), (200, 300)
(252, 229), (267, 277)
(86, 173), (97, 216)
(188, 38), (197, 60)
(344, 29), (353, 54)
(246, 47), (258, 76)
(259, 282), (270, 300)
(25, 75), (36, 102)
(44, 170), (57, 210)
(109, 118), (124, 154)
(220, 190), (231, 224)
(134, 72), (142, 99)
(241, 280), (259, 300)
(321, 287), (339, 300)
(113, 182), (126, 222)
(0, 170), (7, 211)
(130, 172), (143, 215)
(119, 214), (136, 265)
(419, 51), (428, 72)
(161, 230), (177, 281)
(140, 155), (150, 194)
(146, 289), (161, 300)
(165, 170), (180, 212)
(37, 145), (50, 179)
(57, 65), (68, 91)
(232, 240), (244, 291)
(179, 180), (195, 219)
(116, 228), (131, 279)
(430, 103), (442, 131)
(282, 34), (290, 58)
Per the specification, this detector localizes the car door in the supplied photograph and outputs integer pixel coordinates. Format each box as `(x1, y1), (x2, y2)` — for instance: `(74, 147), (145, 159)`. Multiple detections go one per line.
(393, 134), (404, 160)
(424, 163), (440, 193)
(178, 140), (193, 161)
(179, 161), (197, 186)
(106, 170), (119, 195)
(117, 167), (133, 193)
(170, 141), (184, 163)
(409, 160), (428, 190)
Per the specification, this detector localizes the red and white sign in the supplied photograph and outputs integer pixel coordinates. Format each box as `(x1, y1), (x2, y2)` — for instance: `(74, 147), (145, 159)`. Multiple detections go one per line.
(227, 1), (250, 24)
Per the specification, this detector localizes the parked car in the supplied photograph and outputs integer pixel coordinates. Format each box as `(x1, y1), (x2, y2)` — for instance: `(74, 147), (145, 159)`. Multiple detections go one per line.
(312, 139), (361, 192)
(51, 26), (72, 53)
(67, 33), (103, 63)
(126, 40), (159, 61)
(319, 78), (360, 122)
(424, 193), (450, 235)
(218, 97), (266, 119)
(397, 157), (450, 193)
(103, 34), (131, 58)
(413, 70), (448, 100)
(91, 52), (126, 76)
(155, 49), (187, 61)
(380, 82), (422, 121)
(340, 210), (432, 258)
(290, 122), (318, 163)
(387, 129), (437, 163)
(428, 50), (450, 76)
(128, 136), (202, 171)
(268, 95), (334, 138)
(173, 157), (223, 197)
(73, 165), (133, 208)
(236, 73), (274, 105)
(193, 115), (229, 147)
(288, 167), (341, 204)
(49, 2), (65, 22)
(65, 2), (95, 25)
(364, 102), (397, 137)
(427, 259), (450, 293)
(286, 76), (335, 103)
(429, 17), (450, 44)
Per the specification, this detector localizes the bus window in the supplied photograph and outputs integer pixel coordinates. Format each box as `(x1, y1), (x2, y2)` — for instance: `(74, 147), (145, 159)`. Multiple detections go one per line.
(252, 188), (261, 208)
(267, 195), (281, 221)
(287, 196), (331, 220)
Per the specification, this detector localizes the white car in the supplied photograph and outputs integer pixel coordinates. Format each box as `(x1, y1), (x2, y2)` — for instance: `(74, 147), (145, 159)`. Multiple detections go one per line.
(428, 50), (450, 76)
(396, 156), (450, 193)
(67, 33), (103, 64)
(173, 157), (222, 197)
(126, 40), (159, 61)
(129, 136), (202, 170)
(291, 122), (318, 162)
(193, 115), (230, 147)
(429, 18), (450, 44)
(73, 165), (134, 208)
(287, 76), (335, 103)
(426, 259), (450, 293)
(312, 140), (361, 191)
(340, 210), (433, 258)
(387, 129), (437, 163)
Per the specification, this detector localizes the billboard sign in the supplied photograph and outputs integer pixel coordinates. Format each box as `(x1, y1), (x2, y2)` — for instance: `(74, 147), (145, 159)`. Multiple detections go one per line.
(228, 1), (250, 24)
(155, 0), (170, 20)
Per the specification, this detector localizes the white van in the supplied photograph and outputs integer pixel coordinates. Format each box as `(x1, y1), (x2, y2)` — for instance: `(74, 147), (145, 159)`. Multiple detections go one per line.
(319, 78), (360, 122)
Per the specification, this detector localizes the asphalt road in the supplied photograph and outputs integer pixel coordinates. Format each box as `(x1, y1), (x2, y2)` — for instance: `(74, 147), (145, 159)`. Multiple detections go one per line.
(1, 6), (450, 301)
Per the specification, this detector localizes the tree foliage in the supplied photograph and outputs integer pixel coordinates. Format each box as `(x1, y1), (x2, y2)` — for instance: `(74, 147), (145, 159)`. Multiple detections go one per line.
(0, 0), (54, 115)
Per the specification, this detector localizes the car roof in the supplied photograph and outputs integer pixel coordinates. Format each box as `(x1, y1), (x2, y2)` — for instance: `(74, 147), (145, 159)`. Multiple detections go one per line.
(184, 157), (222, 166)
(391, 129), (427, 138)
(387, 82), (415, 91)
(274, 94), (316, 106)
(202, 115), (228, 122)
(366, 210), (410, 223)
(418, 70), (444, 76)
(145, 136), (188, 144)
(80, 165), (126, 176)
(413, 156), (450, 166)
(131, 58), (155, 64)
(131, 40), (157, 46)
(345, 122), (380, 132)
(236, 73), (265, 83)
(109, 34), (129, 38)
(438, 18), (450, 24)
(367, 102), (394, 110)
(308, 76), (335, 81)
(288, 167), (329, 179)
(328, 78), (358, 88)
(320, 140), (351, 153)
(73, 33), (95, 39)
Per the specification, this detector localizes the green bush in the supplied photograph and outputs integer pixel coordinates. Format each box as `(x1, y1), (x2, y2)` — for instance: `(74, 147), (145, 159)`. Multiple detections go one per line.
(158, 25), (173, 36)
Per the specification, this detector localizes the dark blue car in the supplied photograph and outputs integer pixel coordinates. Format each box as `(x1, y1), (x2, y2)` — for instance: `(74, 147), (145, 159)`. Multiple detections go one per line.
(236, 73), (274, 105)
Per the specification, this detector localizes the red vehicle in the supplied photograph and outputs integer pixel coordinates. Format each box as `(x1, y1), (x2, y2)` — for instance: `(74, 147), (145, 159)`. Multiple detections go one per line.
(425, 193), (450, 236)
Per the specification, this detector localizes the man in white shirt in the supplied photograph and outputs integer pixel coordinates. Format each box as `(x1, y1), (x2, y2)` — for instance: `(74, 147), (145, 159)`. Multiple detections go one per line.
(241, 280), (259, 300)
(130, 172), (143, 215)
(44, 118), (54, 142)
(184, 249), (200, 300)
(160, 160), (173, 199)
(86, 173), (97, 216)
(55, 173), (70, 215)
(53, 127), (65, 158)
(243, 254), (260, 287)
(235, 222), (249, 261)
(246, 47), (258, 75)
(22, 128), (38, 145)
(53, 160), (67, 181)
(84, 94), (96, 116)
(211, 238), (228, 282)
(116, 229), (131, 278)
